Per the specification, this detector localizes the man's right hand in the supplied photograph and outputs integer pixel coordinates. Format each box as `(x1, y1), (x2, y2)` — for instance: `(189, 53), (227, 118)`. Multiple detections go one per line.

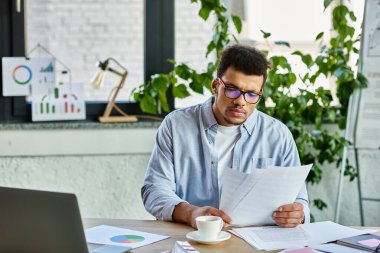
(172, 202), (231, 228)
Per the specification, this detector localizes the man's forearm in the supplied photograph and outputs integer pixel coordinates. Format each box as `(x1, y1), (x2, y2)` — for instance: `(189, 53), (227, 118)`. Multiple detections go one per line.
(141, 183), (184, 221)
(172, 202), (195, 224)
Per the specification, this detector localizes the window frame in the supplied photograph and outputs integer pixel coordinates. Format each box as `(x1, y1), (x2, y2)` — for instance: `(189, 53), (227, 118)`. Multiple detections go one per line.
(0, 0), (174, 123)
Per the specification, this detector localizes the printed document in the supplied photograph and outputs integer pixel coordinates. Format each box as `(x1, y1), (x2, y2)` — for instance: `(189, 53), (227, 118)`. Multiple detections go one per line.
(85, 225), (169, 249)
(232, 221), (373, 251)
(220, 164), (312, 227)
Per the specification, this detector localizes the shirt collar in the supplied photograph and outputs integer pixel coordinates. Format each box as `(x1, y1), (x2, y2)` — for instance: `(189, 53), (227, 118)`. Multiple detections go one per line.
(201, 97), (218, 130)
(201, 97), (258, 135)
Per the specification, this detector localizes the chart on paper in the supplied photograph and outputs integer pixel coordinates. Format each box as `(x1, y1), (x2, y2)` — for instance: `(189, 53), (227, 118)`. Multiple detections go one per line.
(110, 235), (145, 244)
(2, 57), (56, 96)
(32, 82), (86, 121)
(85, 225), (169, 249)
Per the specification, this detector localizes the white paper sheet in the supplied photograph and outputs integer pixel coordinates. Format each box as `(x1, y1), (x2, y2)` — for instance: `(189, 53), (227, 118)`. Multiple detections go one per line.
(301, 221), (374, 245)
(2, 57), (56, 96)
(31, 82), (86, 121)
(220, 164), (312, 227)
(219, 168), (264, 215)
(232, 221), (372, 251)
(85, 225), (169, 249)
(234, 225), (310, 250)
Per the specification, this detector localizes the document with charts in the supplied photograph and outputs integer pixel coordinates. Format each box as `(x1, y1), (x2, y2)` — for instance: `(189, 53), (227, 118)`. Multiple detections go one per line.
(219, 164), (312, 227)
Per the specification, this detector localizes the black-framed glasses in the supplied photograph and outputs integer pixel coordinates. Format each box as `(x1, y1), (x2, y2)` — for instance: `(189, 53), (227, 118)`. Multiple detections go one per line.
(217, 78), (262, 104)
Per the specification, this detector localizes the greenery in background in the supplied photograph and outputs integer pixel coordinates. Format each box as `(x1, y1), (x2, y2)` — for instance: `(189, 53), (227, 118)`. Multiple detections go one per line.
(133, 0), (367, 219)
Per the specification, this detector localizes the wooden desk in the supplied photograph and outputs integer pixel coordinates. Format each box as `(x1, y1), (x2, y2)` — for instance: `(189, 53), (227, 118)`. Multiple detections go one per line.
(84, 219), (380, 253)
(84, 218), (273, 253)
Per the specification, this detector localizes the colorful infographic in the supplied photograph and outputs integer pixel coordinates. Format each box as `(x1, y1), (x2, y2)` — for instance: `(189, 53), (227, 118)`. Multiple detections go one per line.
(85, 225), (169, 249)
(110, 235), (145, 244)
(1, 57), (55, 96)
(32, 82), (86, 121)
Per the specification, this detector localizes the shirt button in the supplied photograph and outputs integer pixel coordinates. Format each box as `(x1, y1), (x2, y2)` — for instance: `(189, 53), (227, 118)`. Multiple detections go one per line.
(209, 141), (213, 144)
(211, 161), (215, 165)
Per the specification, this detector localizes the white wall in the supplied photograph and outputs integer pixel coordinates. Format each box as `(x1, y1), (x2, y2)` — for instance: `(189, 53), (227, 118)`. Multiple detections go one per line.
(0, 154), (153, 220)
(0, 126), (157, 220)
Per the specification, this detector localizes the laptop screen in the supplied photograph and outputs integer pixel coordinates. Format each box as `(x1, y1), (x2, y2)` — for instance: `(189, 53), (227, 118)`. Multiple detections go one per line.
(0, 187), (89, 253)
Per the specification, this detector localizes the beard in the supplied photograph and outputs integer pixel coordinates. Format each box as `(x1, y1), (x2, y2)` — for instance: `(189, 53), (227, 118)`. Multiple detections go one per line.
(223, 116), (246, 126)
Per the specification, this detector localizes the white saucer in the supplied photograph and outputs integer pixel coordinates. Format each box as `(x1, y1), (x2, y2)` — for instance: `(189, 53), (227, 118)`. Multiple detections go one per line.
(185, 231), (231, 244)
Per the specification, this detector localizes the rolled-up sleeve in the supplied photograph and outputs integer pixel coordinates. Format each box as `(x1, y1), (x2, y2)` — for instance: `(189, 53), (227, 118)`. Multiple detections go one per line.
(141, 116), (185, 221)
(294, 184), (310, 224)
(283, 129), (311, 224)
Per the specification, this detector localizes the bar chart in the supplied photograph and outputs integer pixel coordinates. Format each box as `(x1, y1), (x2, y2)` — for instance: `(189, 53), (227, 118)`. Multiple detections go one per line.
(32, 82), (85, 121)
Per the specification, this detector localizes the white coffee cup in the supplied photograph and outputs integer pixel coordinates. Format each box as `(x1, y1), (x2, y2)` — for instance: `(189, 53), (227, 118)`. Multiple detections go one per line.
(195, 216), (224, 241)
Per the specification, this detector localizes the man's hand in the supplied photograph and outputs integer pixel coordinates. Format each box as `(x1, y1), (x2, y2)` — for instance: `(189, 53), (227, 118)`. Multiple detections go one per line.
(272, 203), (304, 228)
(172, 202), (231, 228)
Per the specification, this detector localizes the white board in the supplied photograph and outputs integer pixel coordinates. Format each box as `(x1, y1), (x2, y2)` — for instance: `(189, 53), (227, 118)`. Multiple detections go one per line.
(355, 0), (380, 149)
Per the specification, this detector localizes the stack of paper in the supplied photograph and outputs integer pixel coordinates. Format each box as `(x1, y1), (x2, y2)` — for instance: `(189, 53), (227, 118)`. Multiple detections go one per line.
(220, 164), (312, 227)
(232, 221), (376, 251)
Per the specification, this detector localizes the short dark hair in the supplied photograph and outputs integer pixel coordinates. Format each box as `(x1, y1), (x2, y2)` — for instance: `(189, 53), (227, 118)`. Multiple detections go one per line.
(217, 44), (270, 85)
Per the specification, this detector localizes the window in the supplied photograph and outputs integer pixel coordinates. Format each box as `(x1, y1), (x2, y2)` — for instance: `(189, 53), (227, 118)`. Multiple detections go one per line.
(0, 0), (175, 122)
(231, 0), (364, 105)
(174, 0), (338, 108)
(174, 0), (215, 108)
(26, 0), (144, 102)
(237, 0), (332, 99)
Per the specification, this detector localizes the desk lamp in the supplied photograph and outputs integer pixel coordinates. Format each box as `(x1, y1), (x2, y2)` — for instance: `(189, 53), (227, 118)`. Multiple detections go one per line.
(91, 58), (138, 123)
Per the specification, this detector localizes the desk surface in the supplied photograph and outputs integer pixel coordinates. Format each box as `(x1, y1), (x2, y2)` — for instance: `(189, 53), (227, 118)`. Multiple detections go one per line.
(84, 218), (272, 253)
(83, 219), (380, 253)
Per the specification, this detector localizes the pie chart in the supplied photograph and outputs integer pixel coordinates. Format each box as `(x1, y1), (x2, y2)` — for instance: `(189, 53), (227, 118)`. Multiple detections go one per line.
(110, 234), (145, 243)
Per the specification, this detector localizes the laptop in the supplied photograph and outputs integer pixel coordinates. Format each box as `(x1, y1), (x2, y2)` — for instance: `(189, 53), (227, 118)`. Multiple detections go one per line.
(0, 186), (89, 253)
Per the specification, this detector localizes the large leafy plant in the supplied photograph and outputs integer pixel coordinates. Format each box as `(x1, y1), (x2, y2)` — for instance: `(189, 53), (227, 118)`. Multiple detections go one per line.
(133, 0), (367, 218)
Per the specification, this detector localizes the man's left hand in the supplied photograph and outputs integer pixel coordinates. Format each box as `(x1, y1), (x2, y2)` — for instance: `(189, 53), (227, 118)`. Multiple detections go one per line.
(272, 203), (304, 228)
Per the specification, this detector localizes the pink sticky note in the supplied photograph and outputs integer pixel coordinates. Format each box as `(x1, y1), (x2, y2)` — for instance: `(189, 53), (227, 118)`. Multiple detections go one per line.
(358, 238), (380, 247)
(286, 247), (314, 253)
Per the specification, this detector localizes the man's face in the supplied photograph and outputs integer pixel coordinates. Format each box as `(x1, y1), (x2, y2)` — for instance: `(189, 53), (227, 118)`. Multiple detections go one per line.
(212, 67), (264, 126)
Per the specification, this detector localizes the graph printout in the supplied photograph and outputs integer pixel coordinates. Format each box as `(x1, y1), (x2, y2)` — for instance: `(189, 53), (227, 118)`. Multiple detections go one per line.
(31, 82), (86, 121)
(85, 225), (169, 249)
(1, 57), (55, 96)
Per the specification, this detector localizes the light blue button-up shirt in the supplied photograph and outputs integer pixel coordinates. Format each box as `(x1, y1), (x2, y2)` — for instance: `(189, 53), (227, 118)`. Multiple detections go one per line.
(141, 97), (310, 223)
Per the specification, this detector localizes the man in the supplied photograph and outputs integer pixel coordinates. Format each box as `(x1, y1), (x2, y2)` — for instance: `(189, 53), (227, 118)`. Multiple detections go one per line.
(141, 44), (310, 228)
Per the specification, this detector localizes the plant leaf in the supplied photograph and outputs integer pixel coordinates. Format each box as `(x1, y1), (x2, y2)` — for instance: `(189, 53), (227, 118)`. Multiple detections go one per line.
(260, 29), (271, 39)
(349, 11), (357, 21)
(315, 32), (324, 41)
(172, 84), (190, 98)
(175, 64), (192, 80)
(324, 0), (334, 10)
(313, 198), (327, 210)
(199, 6), (211, 20)
(206, 41), (215, 57)
(356, 72), (368, 88)
(232, 15), (242, 33)
(328, 109), (336, 123)
(140, 95), (157, 114)
(158, 91), (170, 112)
(274, 41), (291, 48)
